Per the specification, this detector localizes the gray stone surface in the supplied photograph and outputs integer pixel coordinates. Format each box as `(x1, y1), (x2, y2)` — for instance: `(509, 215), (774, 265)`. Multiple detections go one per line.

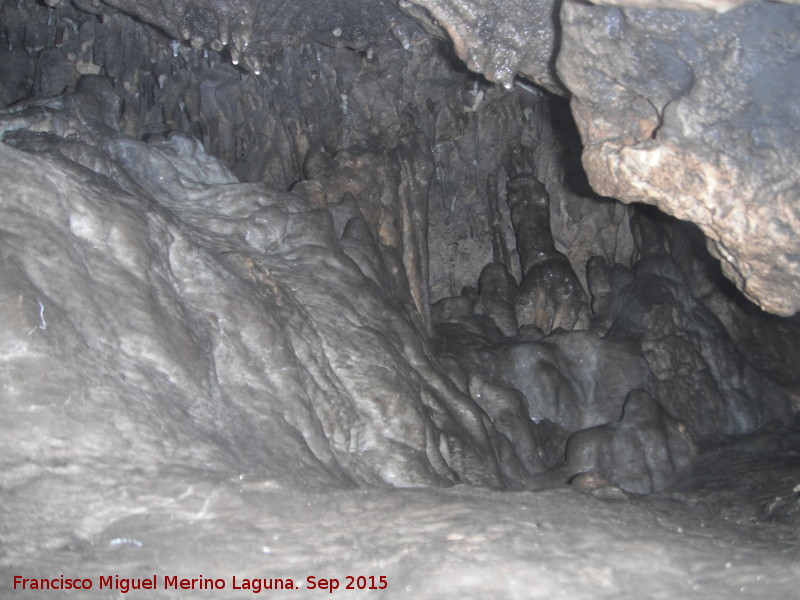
(558, 0), (800, 316)
(588, 0), (800, 11)
(9, 0), (798, 316)
(3, 482), (800, 599)
(2, 1), (800, 597)
(511, 182), (588, 335)
(473, 332), (653, 433)
(606, 253), (792, 438)
(399, 0), (562, 92)
(0, 99), (519, 493)
(564, 389), (697, 494)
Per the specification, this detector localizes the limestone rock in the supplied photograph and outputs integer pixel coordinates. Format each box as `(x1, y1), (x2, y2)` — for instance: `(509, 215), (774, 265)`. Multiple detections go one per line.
(588, 0), (800, 12)
(0, 96), (520, 502)
(101, 0), (424, 65)
(468, 375), (546, 477)
(606, 254), (793, 438)
(400, 0), (562, 92)
(508, 174), (589, 334)
(480, 331), (652, 432)
(565, 390), (697, 494)
(558, 0), (800, 316)
(1, 0), (800, 595)
(474, 263), (519, 337)
(516, 258), (587, 335)
(12, 0), (799, 319)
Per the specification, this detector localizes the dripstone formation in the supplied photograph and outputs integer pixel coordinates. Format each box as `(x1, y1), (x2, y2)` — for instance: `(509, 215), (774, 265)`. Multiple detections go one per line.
(1, 0), (799, 598)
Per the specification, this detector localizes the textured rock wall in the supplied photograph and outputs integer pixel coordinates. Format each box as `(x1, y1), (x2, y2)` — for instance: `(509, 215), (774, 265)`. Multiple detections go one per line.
(404, 0), (800, 317)
(0, 0), (635, 321)
(7, 0), (797, 316)
(558, 0), (800, 316)
(395, 0), (563, 92)
(0, 89), (532, 518)
(1, 0), (798, 518)
(2, 1), (800, 593)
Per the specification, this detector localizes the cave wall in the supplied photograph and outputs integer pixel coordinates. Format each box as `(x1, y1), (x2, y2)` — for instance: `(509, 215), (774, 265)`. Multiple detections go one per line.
(0, 0), (634, 317)
(3, 2), (800, 593)
(0, 0), (799, 553)
(400, 0), (800, 317)
(8, 0), (797, 318)
(558, 0), (800, 316)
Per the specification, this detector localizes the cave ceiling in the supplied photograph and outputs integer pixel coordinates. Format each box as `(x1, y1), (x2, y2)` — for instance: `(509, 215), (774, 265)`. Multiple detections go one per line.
(36, 0), (798, 317)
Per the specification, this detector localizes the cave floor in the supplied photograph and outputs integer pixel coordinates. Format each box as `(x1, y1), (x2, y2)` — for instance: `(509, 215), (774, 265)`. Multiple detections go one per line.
(3, 452), (798, 600)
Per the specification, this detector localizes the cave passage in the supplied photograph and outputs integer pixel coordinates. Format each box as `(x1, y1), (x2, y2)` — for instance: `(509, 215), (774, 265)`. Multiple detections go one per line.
(1, 0), (799, 598)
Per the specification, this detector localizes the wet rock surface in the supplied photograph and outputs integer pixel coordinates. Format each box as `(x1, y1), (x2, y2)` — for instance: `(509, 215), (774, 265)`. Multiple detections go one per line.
(1, 0), (800, 598)
(396, 0), (562, 92)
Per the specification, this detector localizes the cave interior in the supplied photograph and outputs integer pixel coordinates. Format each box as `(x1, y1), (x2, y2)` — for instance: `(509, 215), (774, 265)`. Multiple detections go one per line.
(1, 0), (799, 597)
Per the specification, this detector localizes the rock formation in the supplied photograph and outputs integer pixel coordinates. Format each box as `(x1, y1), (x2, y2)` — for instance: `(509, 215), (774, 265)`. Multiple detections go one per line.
(558, 0), (800, 316)
(1, 0), (799, 597)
